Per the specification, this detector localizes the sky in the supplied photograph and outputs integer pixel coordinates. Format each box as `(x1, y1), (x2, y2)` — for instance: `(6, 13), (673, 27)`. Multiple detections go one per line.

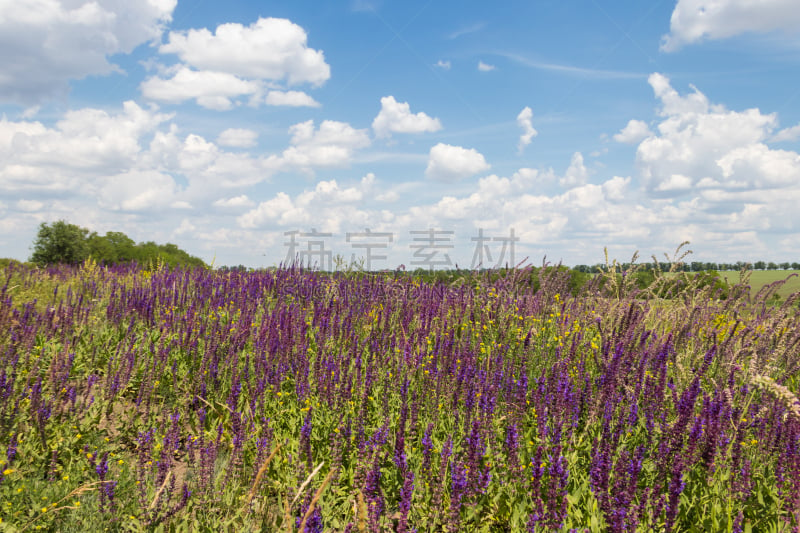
(1, 0), (800, 269)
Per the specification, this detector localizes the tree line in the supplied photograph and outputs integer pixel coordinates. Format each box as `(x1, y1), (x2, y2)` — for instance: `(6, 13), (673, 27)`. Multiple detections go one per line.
(28, 220), (206, 268)
(572, 260), (800, 273)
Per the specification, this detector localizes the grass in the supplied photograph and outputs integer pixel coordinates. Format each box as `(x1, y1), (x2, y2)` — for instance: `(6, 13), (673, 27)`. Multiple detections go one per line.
(1, 260), (800, 531)
(717, 270), (800, 300)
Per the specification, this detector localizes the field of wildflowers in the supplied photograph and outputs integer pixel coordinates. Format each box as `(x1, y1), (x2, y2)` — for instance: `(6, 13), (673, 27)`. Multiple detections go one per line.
(1, 258), (800, 532)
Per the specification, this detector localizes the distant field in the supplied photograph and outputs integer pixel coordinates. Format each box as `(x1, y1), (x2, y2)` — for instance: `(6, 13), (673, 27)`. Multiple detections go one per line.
(718, 269), (800, 299)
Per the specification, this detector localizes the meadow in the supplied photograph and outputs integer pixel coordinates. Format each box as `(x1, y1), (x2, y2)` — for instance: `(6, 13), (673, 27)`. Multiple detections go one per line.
(1, 259), (800, 532)
(716, 271), (800, 301)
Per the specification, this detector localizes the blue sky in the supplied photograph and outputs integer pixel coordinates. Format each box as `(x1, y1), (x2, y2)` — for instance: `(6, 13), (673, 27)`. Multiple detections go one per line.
(2, 0), (800, 269)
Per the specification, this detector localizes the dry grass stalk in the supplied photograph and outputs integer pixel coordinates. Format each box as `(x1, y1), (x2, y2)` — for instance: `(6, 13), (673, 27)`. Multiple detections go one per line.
(243, 441), (284, 511)
(291, 462), (325, 508)
(297, 467), (336, 532)
(283, 494), (291, 533)
(751, 375), (800, 422)
(356, 490), (368, 532)
(148, 471), (173, 511)
(20, 481), (110, 532)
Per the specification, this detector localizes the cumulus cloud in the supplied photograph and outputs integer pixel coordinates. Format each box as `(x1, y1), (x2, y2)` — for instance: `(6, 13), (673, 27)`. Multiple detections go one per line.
(425, 143), (490, 181)
(372, 96), (442, 139)
(716, 144), (800, 188)
(0, 99), (374, 223)
(141, 67), (259, 110)
(613, 119), (652, 144)
(0, 0), (176, 104)
(237, 174), (376, 231)
(99, 170), (181, 211)
(16, 199), (44, 212)
(635, 73), (797, 195)
(213, 195), (255, 208)
(772, 124), (800, 143)
(140, 17), (329, 110)
(560, 152), (589, 188)
(434, 60), (451, 70)
(265, 90), (321, 107)
(601, 176), (631, 201)
(477, 61), (496, 72)
(392, 159), (657, 260)
(274, 120), (372, 171)
(516, 107), (537, 153)
(173, 218), (196, 236)
(217, 128), (258, 148)
(160, 17), (330, 85)
(0, 100), (172, 191)
(661, 0), (800, 51)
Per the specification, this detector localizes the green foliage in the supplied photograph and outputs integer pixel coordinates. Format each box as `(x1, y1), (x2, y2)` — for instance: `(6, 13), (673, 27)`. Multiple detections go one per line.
(5, 248), (800, 530)
(27, 220), (207, 268)
(0, 258), (23, 269)
(87, 231), (137, 264)
(133, 241), (207, 269)
(30, 220), (90, 266)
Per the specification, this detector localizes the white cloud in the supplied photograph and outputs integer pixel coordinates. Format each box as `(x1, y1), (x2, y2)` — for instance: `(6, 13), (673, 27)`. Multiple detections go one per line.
(434, 60), (451, 70)
(173, 218), (196, 236)
(265, 90), (321, 107)
(20, 106), (40, 120)
(238, 174), (376, 232)
(661, 0), (800, 51)
(0, 0), (176, 104)
(372, 96), (442, 139)
(636, 73), (793, 195)
(16, 199), (44, 212)
(391, 158), (658, 259)
(477, 61), (496, 72)
(613, 119), (652, 144)
(648, 73), (713, 116)
(214, 195), (255, 208)
(560, 152), (589, 188)
(275, 120), (372, 171)
(516, 107), (537, 153)
(140, 67), (259, 110)
(99, 170), (180, 211)
(217, 128), (258, 148)
(716, 144), (800, 188)
(601, 176), (631, 201)
(0, 101), (172, 191)
(160, 17), (330, 86)
(425, 143), (490, 181)
(772, 124), (800, 143)
(655, 173), (693, 192)
(169, 133), (269, 187)
(0, 99), (370, 216)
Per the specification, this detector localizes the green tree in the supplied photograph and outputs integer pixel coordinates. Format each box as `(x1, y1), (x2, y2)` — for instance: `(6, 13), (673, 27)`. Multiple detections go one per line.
(87, 231), (137, 264)
(30, 220), (90, 266)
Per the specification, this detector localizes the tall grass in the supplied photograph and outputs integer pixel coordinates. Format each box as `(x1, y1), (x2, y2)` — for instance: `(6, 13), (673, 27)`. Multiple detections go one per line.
(1, 257), (800, 531)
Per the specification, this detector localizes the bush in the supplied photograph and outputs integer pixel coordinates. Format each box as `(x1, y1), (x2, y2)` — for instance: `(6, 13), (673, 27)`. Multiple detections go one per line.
(27, 220), (207, 268)
(29, 220), (90, 266)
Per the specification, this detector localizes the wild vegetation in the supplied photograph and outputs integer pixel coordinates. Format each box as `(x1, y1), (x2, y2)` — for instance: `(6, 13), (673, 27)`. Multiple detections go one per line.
(1, 250), (800, 531)
(28, 220), (206, 269)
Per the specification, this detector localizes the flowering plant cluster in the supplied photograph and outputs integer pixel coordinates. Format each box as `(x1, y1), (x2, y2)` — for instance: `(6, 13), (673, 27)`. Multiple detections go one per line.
(1, 259), (799, 531)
